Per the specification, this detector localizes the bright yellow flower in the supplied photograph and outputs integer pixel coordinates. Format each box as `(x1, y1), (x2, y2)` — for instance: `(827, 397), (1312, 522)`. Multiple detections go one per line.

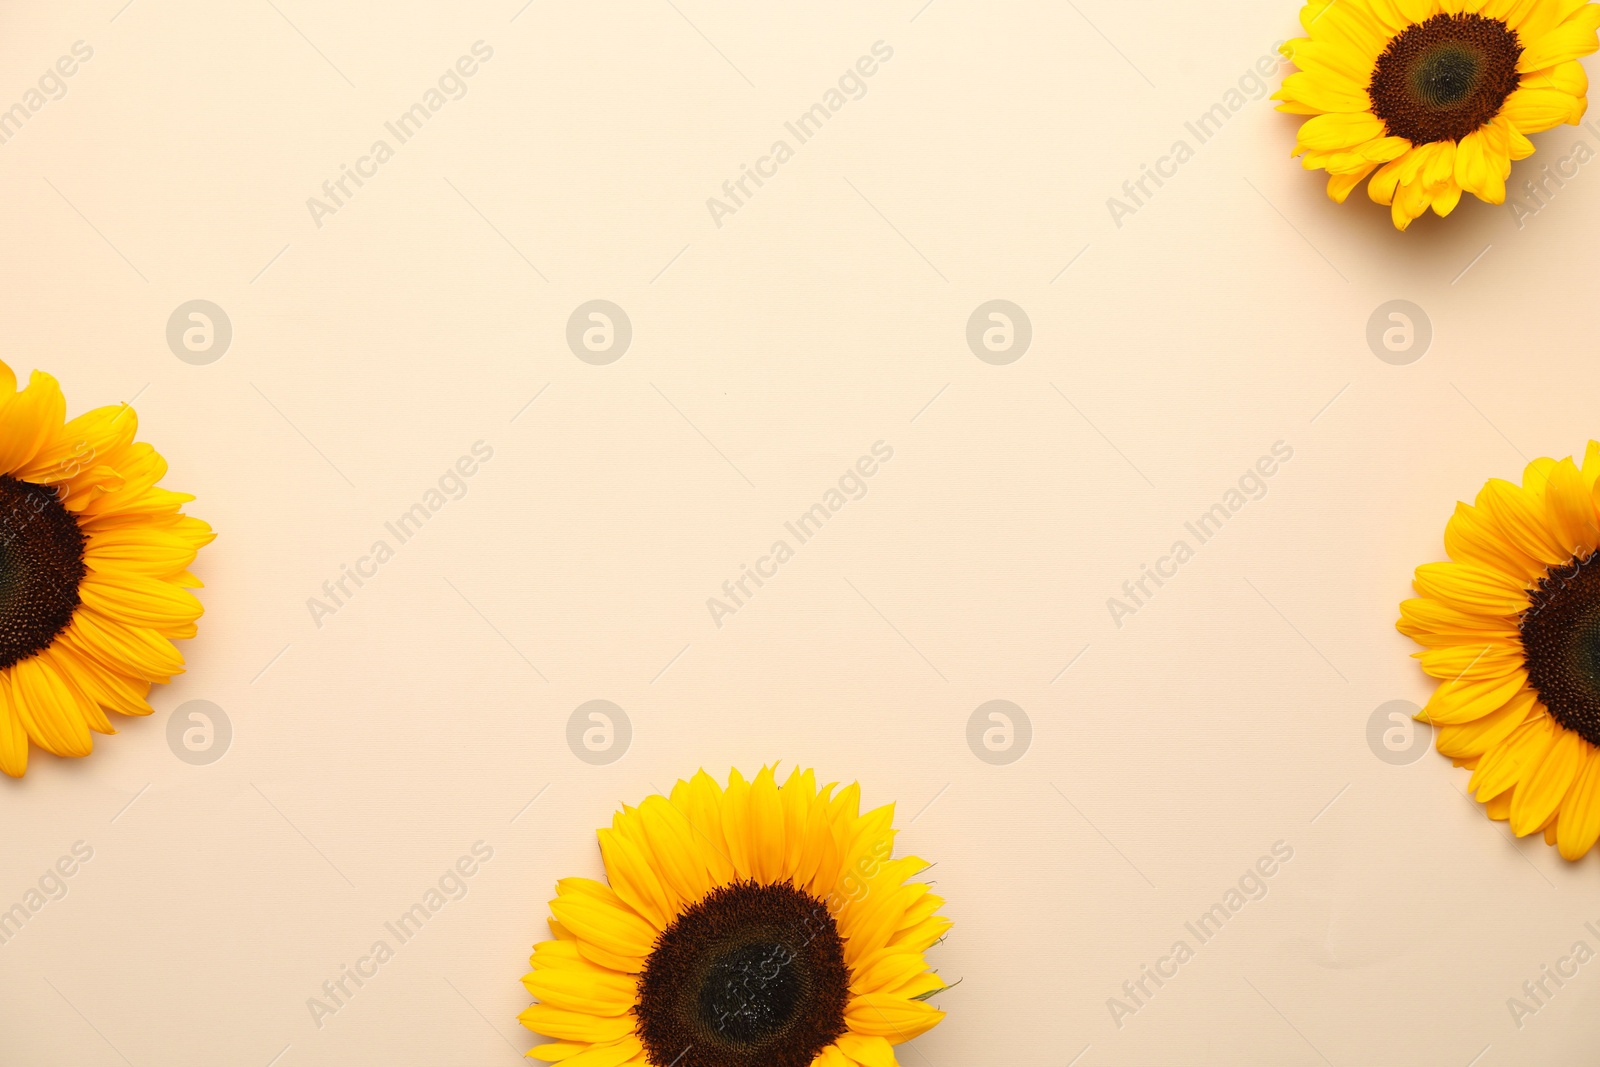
(520, 767), (952, 1067)
(1397, 443), (1600, 858)
(0, 361), (212, 776)
(1277, 0), (1599, 229)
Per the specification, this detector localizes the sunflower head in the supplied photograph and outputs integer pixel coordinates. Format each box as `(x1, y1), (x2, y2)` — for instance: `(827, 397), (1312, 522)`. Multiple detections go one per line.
(1276, 0), (1599, 229)
(0, 361), (212, 777)
(520, 767), (951, 1067)
(1399, 442), (1600, 857)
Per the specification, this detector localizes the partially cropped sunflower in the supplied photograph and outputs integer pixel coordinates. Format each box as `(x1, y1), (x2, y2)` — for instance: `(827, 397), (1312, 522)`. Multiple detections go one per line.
(520, 767), (951, 1067)
(0, 361), (211, 777)
(1277, 0), (1600, 229)
(1396, 444), (1600, 857)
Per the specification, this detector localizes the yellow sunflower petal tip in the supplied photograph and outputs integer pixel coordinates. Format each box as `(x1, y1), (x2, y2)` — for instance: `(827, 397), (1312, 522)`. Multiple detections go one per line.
(521, 768), (950, 1065)
(1280, 0), (1598, 229)
(0, 363), (206, 777)
(1400, 443), (1600, 859)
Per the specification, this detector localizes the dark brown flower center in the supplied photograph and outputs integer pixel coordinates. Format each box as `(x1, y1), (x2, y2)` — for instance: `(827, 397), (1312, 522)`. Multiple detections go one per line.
(0, 476), (85, 670)
(635, 881), (848, 1067)
(1522, 553), (1600, 746)
(1368, 13), (1522, 144)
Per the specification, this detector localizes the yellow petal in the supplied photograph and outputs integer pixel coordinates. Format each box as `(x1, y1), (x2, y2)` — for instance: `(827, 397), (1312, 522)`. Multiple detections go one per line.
(1490, 474), (1570, 563)
(58, 608), (184, 682)
(836, 1033), (898, 1067)
(1444, 500), (1545, 581)
(1398, 597), (1522, 639)
(516, 1005), (635, 1044)
(1510, 727), (1587, 835)
(747, 765), (787, 883)
(0, 371), (66, 476)
(636, 795), (715, 907)
(1521, 58), (1591, 101)
(721, 769), (754, 880)
(1412, 561), (1531, 615)
(1502, 85), (1585, 133)
(521, 968), (637, 1017)
(597, 825), (671, 931)
(1275, 70), (1372, 112)
(1287, 37), (1379, 82)
(1541, 457), (1599, 556)
(1517, 4), (1600, 71)
(1397, 0), (1442, 21)
(1415, 642), (1525, 680)
(674, 771), (737, 885)
(1556, 746), (1600, 859)
(851, 948), (935, 996)
(1470, 714), (1559, 800)
(1329, 165), (1378, 202)
(548, 890), (656, 960)
(1502, 0), (1590, 39)
(1435, 689), (1541, 758)
(16, 403), (138, 485)
(78, 571), (203, 633)
(1424, 671), (1530, 724)
(10, 654), (93, 758)
(844, 994), (945, 1043)
(1295, 111), (1388, 154)
(0, 683), (28, 777)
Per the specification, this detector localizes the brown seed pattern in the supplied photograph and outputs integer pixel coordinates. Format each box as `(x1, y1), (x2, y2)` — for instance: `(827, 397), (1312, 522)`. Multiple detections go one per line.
(1522, 553), (1600, 746)
(635, 881), (849, 1067)
(1368, 13), (1523, 144)
(0, 476), (86, 670)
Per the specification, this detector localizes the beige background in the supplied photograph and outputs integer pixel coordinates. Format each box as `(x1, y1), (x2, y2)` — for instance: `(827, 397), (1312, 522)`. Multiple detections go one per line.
(3, 0), (1600, 1064)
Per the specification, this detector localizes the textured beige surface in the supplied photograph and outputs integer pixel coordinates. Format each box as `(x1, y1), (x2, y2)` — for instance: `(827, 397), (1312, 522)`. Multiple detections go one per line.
(4, 1), (1600, 1065)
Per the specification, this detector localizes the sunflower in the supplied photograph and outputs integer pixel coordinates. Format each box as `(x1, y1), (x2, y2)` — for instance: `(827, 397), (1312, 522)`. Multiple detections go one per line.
(1394, 443), (1600, 857)
(0, 361), (212, 777)
(520, 767), (951, 1067)
(1276, 0), (1600, 229)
